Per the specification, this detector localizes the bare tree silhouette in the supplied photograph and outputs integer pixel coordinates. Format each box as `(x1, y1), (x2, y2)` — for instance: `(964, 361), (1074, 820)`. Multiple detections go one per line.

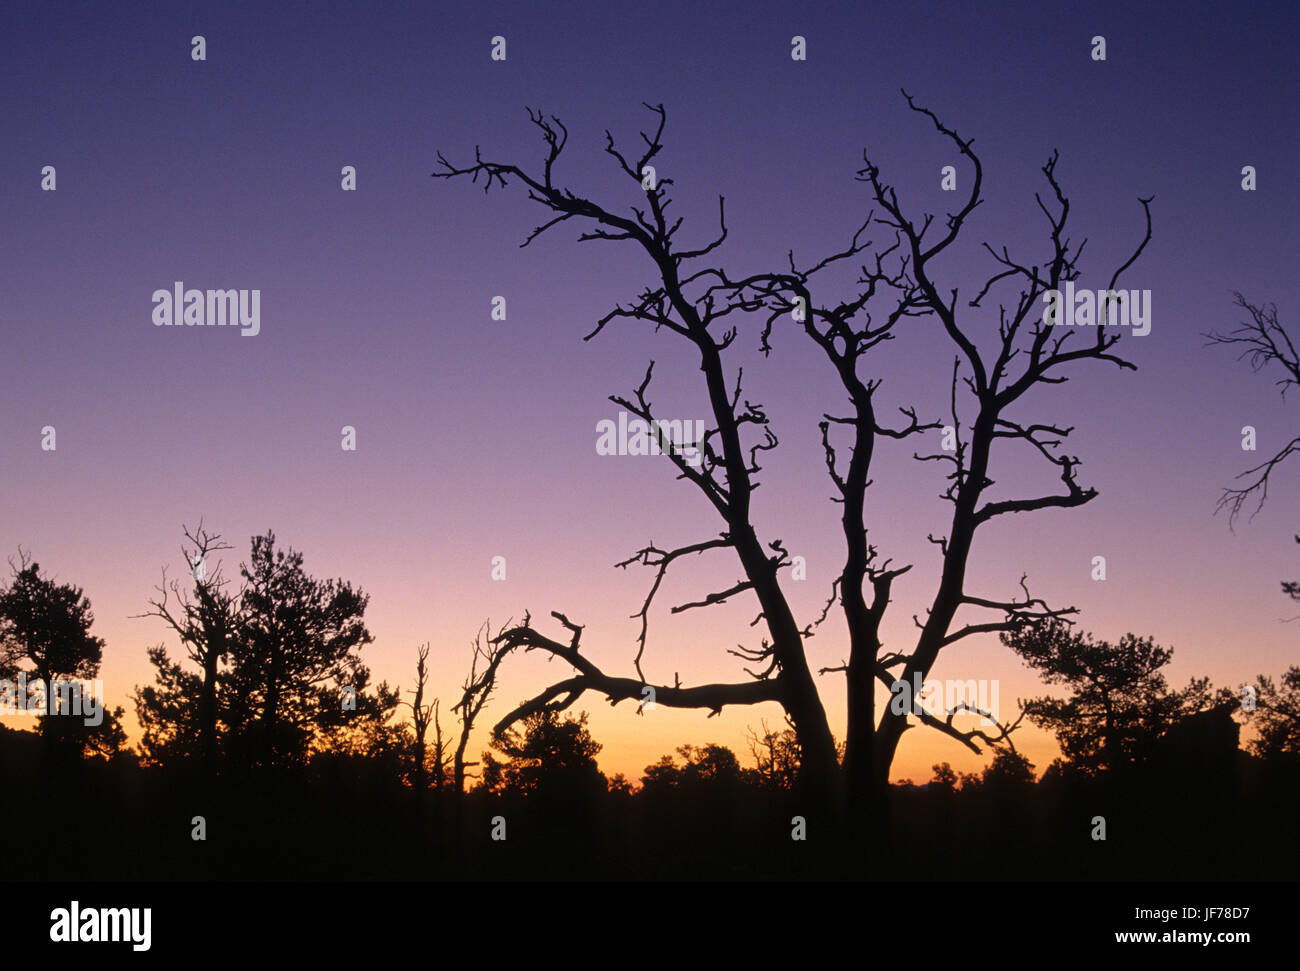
(1206, 294), (1296, 526)
(1206, 296), (1300, 701)
(401, 642), (451, 798)
(434, 92), (1154, 816)
(450, 619), (507, 795)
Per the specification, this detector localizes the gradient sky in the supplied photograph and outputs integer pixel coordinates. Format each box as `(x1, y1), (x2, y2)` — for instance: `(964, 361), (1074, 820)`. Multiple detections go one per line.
(2, 0), (1297, 784)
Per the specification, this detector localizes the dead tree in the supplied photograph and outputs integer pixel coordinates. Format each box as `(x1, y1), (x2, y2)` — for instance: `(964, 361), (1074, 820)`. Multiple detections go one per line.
(434, 92), (1152, 813)
(402, 642), (441, 796)
(450, 620), (507, 795)
(136, 522), (240, 766)
(1206, 294), (1296, 526)
(741, 92), (1152, 809)
(430, 699), (452, 791)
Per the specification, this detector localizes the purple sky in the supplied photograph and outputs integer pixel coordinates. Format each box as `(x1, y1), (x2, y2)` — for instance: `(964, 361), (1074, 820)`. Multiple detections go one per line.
(2, 0), (1297, 781)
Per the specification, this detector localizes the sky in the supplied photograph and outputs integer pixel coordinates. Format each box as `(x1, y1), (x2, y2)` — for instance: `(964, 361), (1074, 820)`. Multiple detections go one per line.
(1, 0), (1297, 784)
